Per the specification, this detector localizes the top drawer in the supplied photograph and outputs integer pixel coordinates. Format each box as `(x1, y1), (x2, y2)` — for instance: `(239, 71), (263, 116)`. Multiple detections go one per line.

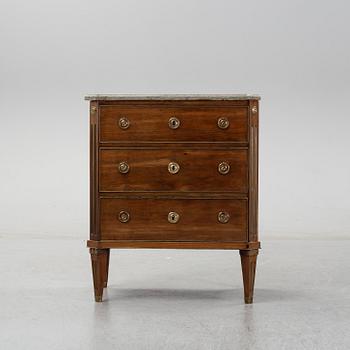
(99, 105), (248, 143)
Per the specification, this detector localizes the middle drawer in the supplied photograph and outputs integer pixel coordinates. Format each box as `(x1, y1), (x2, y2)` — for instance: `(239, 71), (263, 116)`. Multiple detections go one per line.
(99, 149), (248, 192)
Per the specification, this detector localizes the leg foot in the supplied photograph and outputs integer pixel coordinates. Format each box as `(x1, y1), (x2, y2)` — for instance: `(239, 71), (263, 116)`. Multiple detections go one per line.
(240, 249), (258, 304)
(103, 249), (110, 288)
(90, 248), (109, 302)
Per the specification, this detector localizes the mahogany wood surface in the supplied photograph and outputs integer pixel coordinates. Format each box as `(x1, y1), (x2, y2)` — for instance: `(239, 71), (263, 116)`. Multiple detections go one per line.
(248, 100), (259, 242)
(87, 240), (261, 250)
(90, 248), (109, 302)
(88, 97), (260, 303)
(99, 149), (248, 193)
(100, 198), (247, 241)
(99, 104), (248, 143)
(240, 249), (259, 304)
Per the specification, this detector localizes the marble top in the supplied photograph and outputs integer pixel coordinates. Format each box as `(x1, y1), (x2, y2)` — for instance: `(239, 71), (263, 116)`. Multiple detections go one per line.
(84, 94), (260, 101)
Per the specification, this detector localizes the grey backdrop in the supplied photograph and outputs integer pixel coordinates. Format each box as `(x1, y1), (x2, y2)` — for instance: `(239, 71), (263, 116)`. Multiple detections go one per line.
(1, 0), (349, 239)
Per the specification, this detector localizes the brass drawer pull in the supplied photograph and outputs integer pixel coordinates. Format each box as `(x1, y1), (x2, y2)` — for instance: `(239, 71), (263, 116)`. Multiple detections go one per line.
(118, 117), (130, 129)
(168, 211), (180, 223)
(118, 210), (130, 223)
(217, 117), (229, 129)
(168, 162), (180, 174)
(218, 211), (230, 224)
(118, 161), (130, 174)
(218, 162), (230, 175)
(169, 117), (180, 129)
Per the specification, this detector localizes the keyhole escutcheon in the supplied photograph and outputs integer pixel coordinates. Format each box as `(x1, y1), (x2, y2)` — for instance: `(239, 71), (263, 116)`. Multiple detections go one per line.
(168, 162), (180, 174)
(168, 211), (180, 223)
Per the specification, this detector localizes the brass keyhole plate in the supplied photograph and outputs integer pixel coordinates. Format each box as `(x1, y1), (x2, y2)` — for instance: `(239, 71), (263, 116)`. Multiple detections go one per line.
(168, 117), (180, 129)
(168, 211), (180, 223)
(168, 162), (180, 174)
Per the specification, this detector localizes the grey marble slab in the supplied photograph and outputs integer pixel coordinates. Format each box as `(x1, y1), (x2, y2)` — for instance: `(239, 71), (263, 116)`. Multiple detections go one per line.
(84, 94), (260, 101)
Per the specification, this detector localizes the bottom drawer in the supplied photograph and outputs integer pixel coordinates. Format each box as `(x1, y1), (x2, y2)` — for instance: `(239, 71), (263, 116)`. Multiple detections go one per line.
(100, 198), (247, 242)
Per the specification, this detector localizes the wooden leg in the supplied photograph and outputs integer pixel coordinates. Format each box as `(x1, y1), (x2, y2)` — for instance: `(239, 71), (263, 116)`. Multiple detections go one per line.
(103, 249), (110, 288)
(240, 249), (258, 304)
(90, 248), (109, 302)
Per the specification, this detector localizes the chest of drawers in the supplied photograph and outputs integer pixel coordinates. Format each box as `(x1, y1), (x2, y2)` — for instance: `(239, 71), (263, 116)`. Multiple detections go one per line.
(86, 94), (260, 303)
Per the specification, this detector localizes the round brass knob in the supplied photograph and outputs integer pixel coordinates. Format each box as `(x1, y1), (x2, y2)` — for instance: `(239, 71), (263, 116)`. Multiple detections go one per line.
(218, 211), (230, 224)
(217, 117), (230, 129)
(118, 161), (130, 174)
(168, 211), (180, 223)
(118, 210), (130, 223)
(118, 117), (130, 129)
(168, 162), (180, 174)
(218, 162), (230, 175)
(169, 117), (180, 129)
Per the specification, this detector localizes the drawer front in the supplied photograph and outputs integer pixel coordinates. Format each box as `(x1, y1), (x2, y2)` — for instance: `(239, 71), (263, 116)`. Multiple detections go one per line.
(99, 149), (248, 193)
(100, 198), (247, 241)
(99, 105), (248, 143)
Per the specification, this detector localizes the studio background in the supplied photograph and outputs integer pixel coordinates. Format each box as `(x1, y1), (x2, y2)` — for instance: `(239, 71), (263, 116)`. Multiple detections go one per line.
(1, 0), (349, 239)
(2, 1), (350, 350)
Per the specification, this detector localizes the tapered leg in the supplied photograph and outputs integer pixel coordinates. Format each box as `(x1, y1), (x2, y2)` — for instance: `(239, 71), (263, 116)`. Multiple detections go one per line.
(90, 248), (109, 302)
(103, 249), (110, 288)
(240, 249), (258, 304)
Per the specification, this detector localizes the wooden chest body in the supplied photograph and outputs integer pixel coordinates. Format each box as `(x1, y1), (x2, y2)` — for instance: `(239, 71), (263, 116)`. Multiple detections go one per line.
(86, 94), (260, 303)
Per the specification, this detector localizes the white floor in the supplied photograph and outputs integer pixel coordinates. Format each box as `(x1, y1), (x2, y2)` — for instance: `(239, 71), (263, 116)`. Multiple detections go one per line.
(0, 237), (349, 350)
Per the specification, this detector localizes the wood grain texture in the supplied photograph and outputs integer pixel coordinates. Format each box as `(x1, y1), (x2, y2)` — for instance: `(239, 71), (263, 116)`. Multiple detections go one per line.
(240, 249), (258, 304)
(99, 149), (248, 193)
(90, 248), (109, 302)
(100, 198), (248, 241)
(103, 249), (110, 288)
(88, 97), (260, 303)
(87, 240), (261, 250)
(100, 192), (248, 199)
(99, 105), (248, 143)
(90, 101), (99, 240)
(248, 101), (259, 242)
